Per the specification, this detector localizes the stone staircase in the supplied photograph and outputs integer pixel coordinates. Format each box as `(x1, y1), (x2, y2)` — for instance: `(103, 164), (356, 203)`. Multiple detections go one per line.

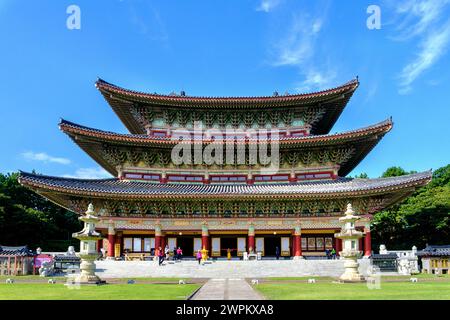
(95, 259), (372, 279)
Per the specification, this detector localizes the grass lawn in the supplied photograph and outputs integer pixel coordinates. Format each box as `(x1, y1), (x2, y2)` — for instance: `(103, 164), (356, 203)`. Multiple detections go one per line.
(0, 283), (201, 300)
(255, 279), (450, 300)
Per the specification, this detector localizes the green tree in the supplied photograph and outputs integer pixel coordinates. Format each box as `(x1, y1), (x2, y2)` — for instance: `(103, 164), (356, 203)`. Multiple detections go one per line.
(0, 172), (82, 250)
(372, 164), (450, 249)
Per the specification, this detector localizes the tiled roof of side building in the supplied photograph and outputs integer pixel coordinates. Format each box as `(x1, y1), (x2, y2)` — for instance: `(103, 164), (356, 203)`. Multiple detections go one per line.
(0, 245), (34, 256)
(18, 170), (432, 199)
(419, 245), (450, 257)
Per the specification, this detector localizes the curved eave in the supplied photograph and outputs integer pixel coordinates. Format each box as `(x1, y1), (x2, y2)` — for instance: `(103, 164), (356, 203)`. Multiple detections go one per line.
(59, 119), (392, 177)
(60, 118), (392, 147)
(96, 78), (359, 135)
(18, 170), (432, 203)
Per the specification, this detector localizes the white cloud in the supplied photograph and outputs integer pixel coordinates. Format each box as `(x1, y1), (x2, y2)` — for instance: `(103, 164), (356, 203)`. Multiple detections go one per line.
(269, 12), (336, 93)
(392, 0), (450, 93)
(63, 167), (112, 179)
(399, 21), (450, 93)
(272, 15), (322, 67)
(256, 0), (281, 13)
(22, 151), (71, 165)
(294, 69), (337, 93)
(395, 0), (450, 39)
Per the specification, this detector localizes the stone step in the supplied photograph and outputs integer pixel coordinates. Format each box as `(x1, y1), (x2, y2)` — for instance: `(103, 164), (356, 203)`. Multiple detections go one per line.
(94, 259), (373, 279)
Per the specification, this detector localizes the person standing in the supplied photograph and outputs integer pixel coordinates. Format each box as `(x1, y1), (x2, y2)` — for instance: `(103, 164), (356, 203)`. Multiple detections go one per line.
(164, 245), (170, 260)
(331, 248), (336, 259)
(275, 246), (280, 260)
(196, 250), (202, 265)
(177, 247), (183, 261)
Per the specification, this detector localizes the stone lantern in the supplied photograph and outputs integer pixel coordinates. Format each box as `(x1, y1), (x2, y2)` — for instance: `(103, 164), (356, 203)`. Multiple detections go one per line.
(72, 203), (104, 284)
(335, 203), (365, 282)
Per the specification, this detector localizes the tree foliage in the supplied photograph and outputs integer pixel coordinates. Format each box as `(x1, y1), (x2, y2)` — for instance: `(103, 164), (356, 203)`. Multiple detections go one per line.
(372, 165), (450, 250)
(0, 172), (82, 251)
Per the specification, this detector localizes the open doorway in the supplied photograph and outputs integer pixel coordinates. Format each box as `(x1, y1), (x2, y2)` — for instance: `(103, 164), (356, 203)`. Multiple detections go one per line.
(221, 237), (237, 257)
(177, 237), (194, 256)
(264, 236), (281, 256)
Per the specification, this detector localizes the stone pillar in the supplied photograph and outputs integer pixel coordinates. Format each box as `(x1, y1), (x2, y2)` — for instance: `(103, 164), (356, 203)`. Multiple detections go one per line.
(364, 226), (372, 257)
(201, 223), (209, 252)
(293, 225), (303, 259)
(107, 222), (115, 259)
(248, 224), (255, 253)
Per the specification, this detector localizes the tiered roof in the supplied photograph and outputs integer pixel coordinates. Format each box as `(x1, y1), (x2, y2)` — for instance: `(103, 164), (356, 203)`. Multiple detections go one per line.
(19, 78), (432, 216)
(59, 118), (393, 177)
(19, 171), (432, 200)
(96, 78), (359, 135)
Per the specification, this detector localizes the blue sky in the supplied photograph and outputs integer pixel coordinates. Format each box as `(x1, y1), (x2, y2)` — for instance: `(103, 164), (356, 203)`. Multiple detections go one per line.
(0, 0), (449, 179)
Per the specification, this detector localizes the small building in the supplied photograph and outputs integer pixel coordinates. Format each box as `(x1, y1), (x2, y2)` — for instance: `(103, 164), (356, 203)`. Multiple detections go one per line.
(418, 245), (450, 275)
(0, 245), (35, 276)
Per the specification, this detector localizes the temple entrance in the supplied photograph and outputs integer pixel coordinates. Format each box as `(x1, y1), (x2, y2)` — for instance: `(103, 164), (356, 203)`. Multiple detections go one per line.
(220, 237), (237, 257)
(264, 236), (281, 256)
(176, 236), (194, 256)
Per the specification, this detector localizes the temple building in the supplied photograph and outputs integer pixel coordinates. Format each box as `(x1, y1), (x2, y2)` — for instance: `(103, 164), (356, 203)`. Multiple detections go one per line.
(19, 78), (432, 259)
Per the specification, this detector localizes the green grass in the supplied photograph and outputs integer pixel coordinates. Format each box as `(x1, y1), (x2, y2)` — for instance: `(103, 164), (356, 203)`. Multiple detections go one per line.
(0, 283), (201, 300)
(255, 280), (450, 300)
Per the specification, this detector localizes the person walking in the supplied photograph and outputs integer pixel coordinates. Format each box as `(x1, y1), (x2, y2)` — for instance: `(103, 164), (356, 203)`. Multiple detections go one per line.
(158, 246), (164, 266)
(196, 250), (202, 265)
(275, 246), (280, 260)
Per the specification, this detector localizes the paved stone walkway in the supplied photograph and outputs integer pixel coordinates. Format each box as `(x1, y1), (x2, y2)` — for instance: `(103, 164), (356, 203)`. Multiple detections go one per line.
(190, 278), (264, 300)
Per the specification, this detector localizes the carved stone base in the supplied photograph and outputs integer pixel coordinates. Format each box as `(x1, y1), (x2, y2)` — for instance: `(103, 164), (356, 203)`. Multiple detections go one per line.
(293, 256), (304, 260)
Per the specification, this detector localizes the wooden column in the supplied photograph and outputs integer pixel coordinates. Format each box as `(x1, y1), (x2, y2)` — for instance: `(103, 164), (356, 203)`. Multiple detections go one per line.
(248, 224), (255, 253)
(97, 238), (103, 253)
(155, 224), (162, 254)
(335, 237), (342, 256)
(107, 223), (116, 259)
(201, 223), (209, 252)
(293, 225), (302, 258)
(364, 226), (372, 257)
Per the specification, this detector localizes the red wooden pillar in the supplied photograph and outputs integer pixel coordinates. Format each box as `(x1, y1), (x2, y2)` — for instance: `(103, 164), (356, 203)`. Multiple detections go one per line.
(107, 224), (116, 258)
(335, 237), (342, 256)
(97, 238), (103, 253)
(201, 223), (209, 252)
(155, 224), (162, 255)
(293, 225), (302, 258)
(248, 224), (255, 253)
(160, 236), (166, 251)
(359, 237), (363, 252)
(364, 227), (372, 257)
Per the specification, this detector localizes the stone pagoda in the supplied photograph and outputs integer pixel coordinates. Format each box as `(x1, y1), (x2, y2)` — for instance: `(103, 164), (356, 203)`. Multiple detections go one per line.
(335, 203), (365, 282)
(72, 204), (104, 284)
